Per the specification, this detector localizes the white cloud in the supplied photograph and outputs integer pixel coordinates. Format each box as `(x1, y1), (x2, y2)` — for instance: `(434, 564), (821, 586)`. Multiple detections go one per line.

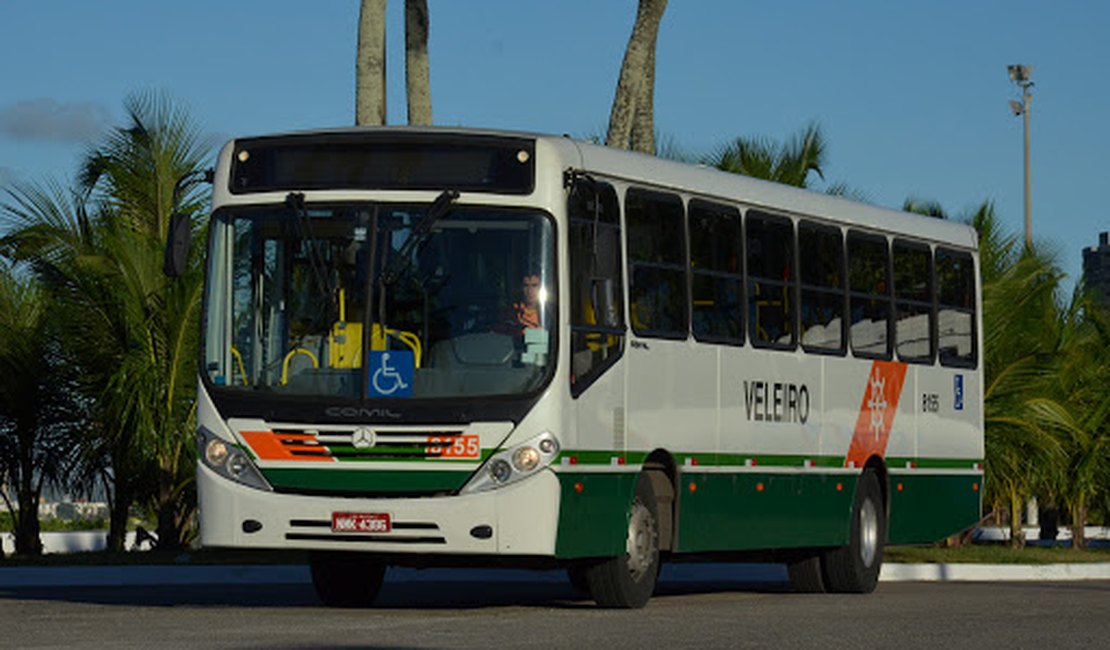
(0, 98), (111, 142)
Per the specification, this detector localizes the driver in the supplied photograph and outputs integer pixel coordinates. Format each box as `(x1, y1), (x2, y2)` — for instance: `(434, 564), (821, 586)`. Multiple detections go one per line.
(496, 273), (542, 337)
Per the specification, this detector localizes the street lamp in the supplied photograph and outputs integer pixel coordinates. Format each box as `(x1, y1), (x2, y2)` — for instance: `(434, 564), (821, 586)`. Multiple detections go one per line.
(1008, 64), (1034, 248)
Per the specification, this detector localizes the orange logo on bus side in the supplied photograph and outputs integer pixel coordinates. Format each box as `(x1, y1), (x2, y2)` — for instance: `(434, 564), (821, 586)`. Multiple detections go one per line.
(844, 361), (908, 468)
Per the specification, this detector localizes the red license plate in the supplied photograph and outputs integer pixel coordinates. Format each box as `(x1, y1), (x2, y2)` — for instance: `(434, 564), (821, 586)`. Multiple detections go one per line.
(332, 512), (391, 533)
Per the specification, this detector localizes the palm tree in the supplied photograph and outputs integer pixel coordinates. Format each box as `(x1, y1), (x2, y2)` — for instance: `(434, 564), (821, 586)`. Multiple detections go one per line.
(1, 92), (211, 551)
(405, 0), (432, 125)
(706, 123), (827, 188)
(606, 0), (669, 153)
(973, 206), (1067, 547)
(0, 261), (82, 556)
(1043, 287), (1110, 548)
(357, 0), (388, 125)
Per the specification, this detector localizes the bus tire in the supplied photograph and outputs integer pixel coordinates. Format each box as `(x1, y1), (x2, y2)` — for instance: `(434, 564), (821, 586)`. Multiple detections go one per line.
(787, 554), (827, 593)
(822, 470), (885, 593)
(309, 551), (386, 607)
(584, 474), (660, 608)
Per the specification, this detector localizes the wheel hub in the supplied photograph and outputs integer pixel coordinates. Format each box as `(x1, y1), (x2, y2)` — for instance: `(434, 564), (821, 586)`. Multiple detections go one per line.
(626, 499), (658, 581)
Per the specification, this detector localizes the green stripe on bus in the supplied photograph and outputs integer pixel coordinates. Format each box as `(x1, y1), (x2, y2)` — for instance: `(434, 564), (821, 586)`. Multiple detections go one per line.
(558, 450), (981, 470)
(261, 468), (471, 493)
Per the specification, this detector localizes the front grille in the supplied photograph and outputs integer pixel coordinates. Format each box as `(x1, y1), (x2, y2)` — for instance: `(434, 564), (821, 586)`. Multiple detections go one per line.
(266, 426), (469, 460)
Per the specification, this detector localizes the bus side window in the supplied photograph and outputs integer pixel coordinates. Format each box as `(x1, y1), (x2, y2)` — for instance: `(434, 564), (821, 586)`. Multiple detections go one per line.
(798, 220), (845, 353)
(893, 240), (934, 363)
(690, 200), (743, 344)
(746, 210), (795, 348)
(626, 188), (688, 339)
(569, 179), (625, 395)
(847, 230), (891, 359)
(936, 248), (976, 366)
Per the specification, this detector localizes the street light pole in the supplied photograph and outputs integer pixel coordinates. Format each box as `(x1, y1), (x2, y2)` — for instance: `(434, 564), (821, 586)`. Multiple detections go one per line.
(1008, 64), (1034, 249)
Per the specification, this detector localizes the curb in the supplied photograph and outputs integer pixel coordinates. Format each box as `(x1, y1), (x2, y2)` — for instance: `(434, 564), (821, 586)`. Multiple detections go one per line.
(1, 562), (1109, 588)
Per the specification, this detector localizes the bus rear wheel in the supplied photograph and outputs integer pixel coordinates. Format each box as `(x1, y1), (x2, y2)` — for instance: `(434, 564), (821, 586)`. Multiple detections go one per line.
(584, 474), (660, 608)
(309, 551), (387, 607)
(822, 470), (885, 593)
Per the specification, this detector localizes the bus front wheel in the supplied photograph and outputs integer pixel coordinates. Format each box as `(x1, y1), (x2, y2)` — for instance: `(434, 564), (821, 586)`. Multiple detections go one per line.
(584, 474), (660, 608)
(822, 469), (885, 593)
(309, 551), (387, 607)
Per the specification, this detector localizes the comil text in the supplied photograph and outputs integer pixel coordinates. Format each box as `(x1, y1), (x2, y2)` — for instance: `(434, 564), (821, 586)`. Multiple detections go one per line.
(743, 381), (810, 425)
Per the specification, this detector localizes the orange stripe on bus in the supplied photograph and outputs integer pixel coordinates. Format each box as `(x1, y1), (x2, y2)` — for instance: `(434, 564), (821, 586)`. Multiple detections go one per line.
(844, 360), (908, 468)
(240, 430), (334, 462)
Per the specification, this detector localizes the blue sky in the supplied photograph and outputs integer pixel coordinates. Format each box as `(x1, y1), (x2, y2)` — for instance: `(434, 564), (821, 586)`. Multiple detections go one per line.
(1, 1), (1106, 290)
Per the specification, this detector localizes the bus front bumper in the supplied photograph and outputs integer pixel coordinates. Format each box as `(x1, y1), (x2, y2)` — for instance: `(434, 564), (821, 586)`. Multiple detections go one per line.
(196, 463), (562, 557)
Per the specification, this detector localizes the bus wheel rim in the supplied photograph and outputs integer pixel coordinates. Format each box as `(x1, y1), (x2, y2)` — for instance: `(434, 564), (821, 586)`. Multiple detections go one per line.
(860, 498), (879, 567)
(626, 500), (656, 581)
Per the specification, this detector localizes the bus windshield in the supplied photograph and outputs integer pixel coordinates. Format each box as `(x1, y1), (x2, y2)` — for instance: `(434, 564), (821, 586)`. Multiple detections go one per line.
(203, 202), (556, 400)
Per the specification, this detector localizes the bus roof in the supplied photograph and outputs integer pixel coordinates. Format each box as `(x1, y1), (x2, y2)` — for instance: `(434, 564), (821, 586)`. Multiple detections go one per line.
(222, 126), (979, 251)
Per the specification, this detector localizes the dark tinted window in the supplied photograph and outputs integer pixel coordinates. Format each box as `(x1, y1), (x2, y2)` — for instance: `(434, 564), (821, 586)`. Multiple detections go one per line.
(893, 240), (934, 363)
(936, 248), (976, 366)
(627, 189), (688, 338)
(747, 211), (795, 348)
(230, 133), (535, 194)
(689, 200), (743, 343)
(848, 231), (890, 358)
(798, 221), (845, 352)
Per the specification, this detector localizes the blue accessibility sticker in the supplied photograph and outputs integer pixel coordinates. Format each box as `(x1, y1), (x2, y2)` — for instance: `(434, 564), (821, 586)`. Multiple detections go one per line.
(954, 374), (964, 411)
(368, 350), (414, 398)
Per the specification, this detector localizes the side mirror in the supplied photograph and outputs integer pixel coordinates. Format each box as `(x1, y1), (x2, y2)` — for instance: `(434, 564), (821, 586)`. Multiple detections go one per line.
(163, 212), (192, 277)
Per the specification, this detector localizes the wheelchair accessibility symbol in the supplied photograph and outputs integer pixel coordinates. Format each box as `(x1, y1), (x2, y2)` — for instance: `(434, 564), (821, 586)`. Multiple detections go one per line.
(369, 351), (414, 398)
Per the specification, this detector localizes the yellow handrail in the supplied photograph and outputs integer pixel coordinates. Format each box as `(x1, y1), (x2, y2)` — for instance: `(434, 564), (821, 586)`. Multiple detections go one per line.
(229, 347), (248, 386)
(281, 348), (320, 385)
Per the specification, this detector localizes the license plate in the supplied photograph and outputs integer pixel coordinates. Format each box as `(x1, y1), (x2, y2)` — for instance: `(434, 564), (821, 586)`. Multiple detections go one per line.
(332, 512), (391, 533)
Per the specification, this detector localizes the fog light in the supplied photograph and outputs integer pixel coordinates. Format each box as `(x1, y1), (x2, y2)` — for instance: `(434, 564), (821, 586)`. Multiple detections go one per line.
(489, 459), (512, 483)
(512, 447), (540, 472)
(538, 438), (558, 454)
(205, 439), (229, 467)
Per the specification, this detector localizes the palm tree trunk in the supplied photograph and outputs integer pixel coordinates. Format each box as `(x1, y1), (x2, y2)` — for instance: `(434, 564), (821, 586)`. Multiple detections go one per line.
(405, 0), (432, 126)
(606, 0), (667, 152)
(628, 21), (658, 154)
(1007, 487), (1025, 548)
(1070, 498), (1087, 550)
(356, 0), (388, 126)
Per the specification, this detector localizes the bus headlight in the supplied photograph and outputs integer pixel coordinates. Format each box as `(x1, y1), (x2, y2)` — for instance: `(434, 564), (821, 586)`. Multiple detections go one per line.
(462, 432), (560, 494)
(197, 427), (273, 492)
(205, 439), (229, 466)
(512, 447), (540, 472)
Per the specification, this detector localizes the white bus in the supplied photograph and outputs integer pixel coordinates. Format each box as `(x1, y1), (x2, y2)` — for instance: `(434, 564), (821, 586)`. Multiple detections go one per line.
(187, 127), (983, 608)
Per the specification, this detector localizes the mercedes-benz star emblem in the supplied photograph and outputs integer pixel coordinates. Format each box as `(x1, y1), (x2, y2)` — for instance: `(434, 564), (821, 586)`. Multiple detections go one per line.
(351, 427), (377, 449)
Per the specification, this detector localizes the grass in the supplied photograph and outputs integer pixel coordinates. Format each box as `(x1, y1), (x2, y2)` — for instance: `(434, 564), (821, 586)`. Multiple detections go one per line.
(885, 544), (1110, 565)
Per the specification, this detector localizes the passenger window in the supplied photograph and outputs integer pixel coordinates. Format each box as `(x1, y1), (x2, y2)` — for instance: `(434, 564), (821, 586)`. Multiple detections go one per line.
(798, 221), (845, 353)
(569, 179), (625, 395)
(936, 248), (976, 366)
(627, 189), (688, 338)
(746, 211), (795, 348)
(893, 241), (934, 363)
(848, 231), (891, 358)
(689, 200), (743, 343)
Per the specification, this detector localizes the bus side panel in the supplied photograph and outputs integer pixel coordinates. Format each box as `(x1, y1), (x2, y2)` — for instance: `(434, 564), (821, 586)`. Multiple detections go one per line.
(675, 470), (852, 552)
(554, 471), (638, 558)
(888, 473), (982, 543)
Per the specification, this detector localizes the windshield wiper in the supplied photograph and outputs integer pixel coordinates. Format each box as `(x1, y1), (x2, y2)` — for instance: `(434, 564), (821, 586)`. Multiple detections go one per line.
(286, 192), (334, 307)
(380, 189), (459, 286)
